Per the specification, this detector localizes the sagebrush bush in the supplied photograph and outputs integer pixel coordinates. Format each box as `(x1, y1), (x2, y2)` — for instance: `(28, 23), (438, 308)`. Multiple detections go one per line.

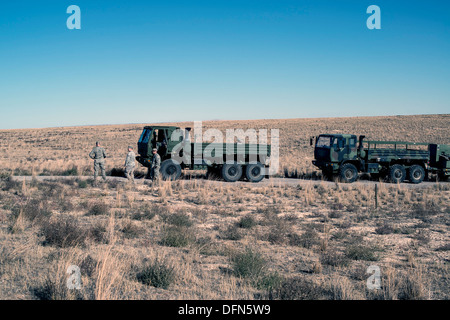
(375, 223), (394, 235)
(0, 170), (11, 181)
(231, 247), (266, 280)
(77, 180), (88, 188)
(268, 277), (329, 300)
(88, 222), (108, 244)
(221, 225), (242, 241)
(79, 255), (97, 277)
(237, 215), (256, 229)
(9, 198), (50, 233)
(328, 210), (343, 219)
(61, 166), (78, 176)
(131, 204), (157, 220)
(86, 202), (109, 216)
(40, 216), (88, 248)
(136, 258), (175, 289)
(266, 229), (286, 245)
(165, 212), (193, 227)
(32, 277), (69, 300)
(120, 221), (145, 239)
(12, 198), (52, 225)
(345, 244), (380, 261)
(289, 229), (319, 248)
(398, 270), (426, 300)
(56, 198), (74, 213)
(160, 226), (195, 247)
(256, 272), (283, 291)
(320, 251), (350, 267)
(1, 179), (20, 191)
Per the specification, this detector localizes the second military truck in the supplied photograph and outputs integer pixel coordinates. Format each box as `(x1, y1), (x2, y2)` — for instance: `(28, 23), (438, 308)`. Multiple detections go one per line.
(312, 134), (449, 184)
(136, 126), (271, 182)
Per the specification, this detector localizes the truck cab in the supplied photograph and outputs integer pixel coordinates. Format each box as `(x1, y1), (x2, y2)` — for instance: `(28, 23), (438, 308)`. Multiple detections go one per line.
(137, 126), (184, 166)
(312, 134), (358, 177)
(312, 133), (448, 184)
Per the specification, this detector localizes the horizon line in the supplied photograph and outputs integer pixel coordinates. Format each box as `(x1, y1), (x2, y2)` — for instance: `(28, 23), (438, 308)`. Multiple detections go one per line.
(1, 113), (448, 131)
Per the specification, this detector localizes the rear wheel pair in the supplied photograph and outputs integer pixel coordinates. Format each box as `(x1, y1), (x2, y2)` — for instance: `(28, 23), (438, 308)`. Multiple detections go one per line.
(334, 163), (426, 184)
(408, 165), (425, 184)
(389, 164), (425, 184)
(221, 162), (265, 183)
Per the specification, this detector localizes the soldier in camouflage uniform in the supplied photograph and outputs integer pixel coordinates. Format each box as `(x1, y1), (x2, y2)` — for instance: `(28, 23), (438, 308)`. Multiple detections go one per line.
(150, 148), (161, 182)
(89, 141), (107, 182)
(124, 146), (136, 184)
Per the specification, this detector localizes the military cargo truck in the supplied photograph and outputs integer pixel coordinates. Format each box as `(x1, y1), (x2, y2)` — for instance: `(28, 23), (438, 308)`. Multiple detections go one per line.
(136, 126), (271, 182)
(311, 134), (449, 184)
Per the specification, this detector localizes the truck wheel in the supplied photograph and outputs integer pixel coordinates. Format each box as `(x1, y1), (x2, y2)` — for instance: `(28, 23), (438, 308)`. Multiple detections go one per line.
(339, 163), (358, 183)
(389, 164), (406, 183)
(245, 163), (265, 183)
(222, 162), (243, 182)
(160, 159), (182, 181)
(408, 165), (425, 184)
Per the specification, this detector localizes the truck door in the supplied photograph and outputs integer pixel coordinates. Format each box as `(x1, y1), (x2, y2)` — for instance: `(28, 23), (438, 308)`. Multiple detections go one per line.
(157, 129), (168, 156)
(138, 128), (152, 157)
(331, 137), (346, 162)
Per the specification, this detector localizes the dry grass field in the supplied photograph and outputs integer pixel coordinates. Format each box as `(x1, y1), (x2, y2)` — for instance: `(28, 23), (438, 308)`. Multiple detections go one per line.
(0, 114), (449, 300)
(1, 114), (449, 178)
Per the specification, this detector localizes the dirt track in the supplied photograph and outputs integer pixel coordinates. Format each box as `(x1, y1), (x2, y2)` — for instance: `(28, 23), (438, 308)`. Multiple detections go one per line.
(10, 175), (445, 189)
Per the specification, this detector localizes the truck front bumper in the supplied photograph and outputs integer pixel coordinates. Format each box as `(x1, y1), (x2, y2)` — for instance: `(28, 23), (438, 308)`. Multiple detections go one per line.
(312, 160), (339, 173)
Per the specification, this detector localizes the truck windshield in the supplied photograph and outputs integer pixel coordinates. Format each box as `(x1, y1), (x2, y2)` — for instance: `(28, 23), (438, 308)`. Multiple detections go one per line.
(316, 136), (333, 148)
(139, 128), (152, 143)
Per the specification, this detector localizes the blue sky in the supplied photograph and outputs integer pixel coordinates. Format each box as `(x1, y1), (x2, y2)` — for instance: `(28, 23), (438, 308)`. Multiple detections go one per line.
(0, 0), (449, 129)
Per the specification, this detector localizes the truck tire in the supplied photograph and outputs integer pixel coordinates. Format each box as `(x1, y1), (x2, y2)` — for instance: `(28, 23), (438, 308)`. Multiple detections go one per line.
(339, 163), (358, 183)
(408, 165), (425, 184)
(160, 159), (182, 181)
(389, 164), (406, 183)
(245, 163), (265, 183)
(222, 162), (243, 182)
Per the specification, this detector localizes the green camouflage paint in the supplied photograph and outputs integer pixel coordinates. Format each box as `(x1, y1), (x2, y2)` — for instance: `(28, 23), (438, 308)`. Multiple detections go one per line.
(312, 134), (450, 180)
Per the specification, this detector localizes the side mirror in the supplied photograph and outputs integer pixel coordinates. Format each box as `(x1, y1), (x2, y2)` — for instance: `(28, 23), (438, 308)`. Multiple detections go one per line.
(310, 136), (315, 146)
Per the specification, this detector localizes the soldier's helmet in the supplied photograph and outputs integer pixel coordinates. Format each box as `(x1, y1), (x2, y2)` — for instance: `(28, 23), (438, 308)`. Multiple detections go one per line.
(128, 146), (133, 150)
(152, 148), (157, 152)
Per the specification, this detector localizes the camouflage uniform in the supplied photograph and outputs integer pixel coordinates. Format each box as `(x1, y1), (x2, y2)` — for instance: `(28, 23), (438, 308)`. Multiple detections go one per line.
(89, 146), (107, 181)
(124, 149), (136, 183)
(150, 152), (161, 182)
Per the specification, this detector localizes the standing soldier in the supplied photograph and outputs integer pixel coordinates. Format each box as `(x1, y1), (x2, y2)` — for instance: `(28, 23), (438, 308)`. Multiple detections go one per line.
(150, 148), (161, 182)
(89, 141), (107, 183)
(124, 146), (136, 184)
